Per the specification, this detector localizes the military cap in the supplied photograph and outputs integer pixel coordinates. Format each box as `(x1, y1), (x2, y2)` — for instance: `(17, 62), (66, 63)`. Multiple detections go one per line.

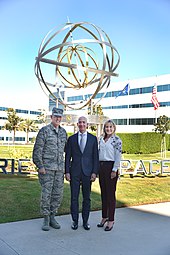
(52, 107), (63, 117)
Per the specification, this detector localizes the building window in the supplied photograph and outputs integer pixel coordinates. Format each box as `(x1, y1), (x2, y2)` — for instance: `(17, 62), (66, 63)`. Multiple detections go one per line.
(112, 119), (127, 125)
(129, 88), (139, 95)
(105, 92), (112, 97)
(14, 137), (25, 141)
(0, 107), (8, 111)
(157, 84), (170, 92)
(94, 92), (104, 99)
(65, 83), (170, 103)
(67, 95), (84, 102)
(6, 137), (13, 141)
(112, 118), (156, 125)
(104, 101), (170, 110)
(16, 109), (29, 114)
(30, 111), (41, 115)
(148, 118), (155, 125)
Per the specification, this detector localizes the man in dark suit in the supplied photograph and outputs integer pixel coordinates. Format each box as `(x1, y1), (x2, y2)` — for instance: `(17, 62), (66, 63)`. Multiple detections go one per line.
(65, 116), (99, 230)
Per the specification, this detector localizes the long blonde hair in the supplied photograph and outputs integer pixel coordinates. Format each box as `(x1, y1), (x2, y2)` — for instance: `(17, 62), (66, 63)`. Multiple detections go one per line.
(103, 120), (116, 139)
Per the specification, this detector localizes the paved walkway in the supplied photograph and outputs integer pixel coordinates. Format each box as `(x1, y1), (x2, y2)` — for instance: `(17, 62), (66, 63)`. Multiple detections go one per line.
(0, 202), (170, 255)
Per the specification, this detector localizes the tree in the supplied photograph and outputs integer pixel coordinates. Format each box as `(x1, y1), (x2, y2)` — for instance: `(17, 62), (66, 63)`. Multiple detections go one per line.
(154, 115), (170, 158)
(96, 105), (104, 116)
(87, 101), (103, 116)
(87, 100), (93, 115)
(20, 119), (39, 143)
(4, 108), (22, 143)
(36, 109), (47, 126)
(87, 102), (104, 132)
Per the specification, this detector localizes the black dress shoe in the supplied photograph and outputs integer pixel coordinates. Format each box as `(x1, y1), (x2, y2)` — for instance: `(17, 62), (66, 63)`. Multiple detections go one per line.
(71, 222), (78, 230)
(83, 223), (90, 230)
(97, 218), (108, 228)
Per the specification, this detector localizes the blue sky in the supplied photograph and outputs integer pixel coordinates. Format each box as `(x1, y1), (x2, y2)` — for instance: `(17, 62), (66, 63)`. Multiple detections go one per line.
(0, 0), (170, 110)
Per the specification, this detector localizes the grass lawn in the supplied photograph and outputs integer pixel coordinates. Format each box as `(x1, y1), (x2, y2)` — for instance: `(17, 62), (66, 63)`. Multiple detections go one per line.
(0, 145), (33, 159)
(0, 145), (170, 223)
(0, 174), (170, 223)
(123, 151), (170, 160)
(0, 145), (170, 159)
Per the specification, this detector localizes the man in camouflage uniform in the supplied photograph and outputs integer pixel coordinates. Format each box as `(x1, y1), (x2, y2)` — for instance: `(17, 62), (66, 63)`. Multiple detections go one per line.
(33, 107), (67, 231)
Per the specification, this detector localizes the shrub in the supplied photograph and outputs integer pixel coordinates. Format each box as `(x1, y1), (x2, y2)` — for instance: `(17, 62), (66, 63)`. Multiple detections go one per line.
(118, 132), (169, 154)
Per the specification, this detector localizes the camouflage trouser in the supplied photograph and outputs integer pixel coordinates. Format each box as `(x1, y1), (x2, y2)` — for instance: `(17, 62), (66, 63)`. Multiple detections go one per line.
(38, 170), (64, 216)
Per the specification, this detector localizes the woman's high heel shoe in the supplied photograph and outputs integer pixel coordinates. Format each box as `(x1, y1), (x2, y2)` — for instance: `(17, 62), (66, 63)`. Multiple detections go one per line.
(104, 221), (114, 231)
(104, 225), (113, 231)
(97, 218), (108, 227)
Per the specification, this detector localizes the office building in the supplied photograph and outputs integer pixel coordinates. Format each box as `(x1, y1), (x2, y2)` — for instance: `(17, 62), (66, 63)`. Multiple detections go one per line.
(0, 107), (41, 143)
(49, 73), (170, 133)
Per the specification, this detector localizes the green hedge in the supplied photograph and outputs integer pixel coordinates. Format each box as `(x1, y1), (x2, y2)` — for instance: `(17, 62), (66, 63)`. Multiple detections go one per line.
(67, 131), (170, 154)
(118, 132), (170, 154)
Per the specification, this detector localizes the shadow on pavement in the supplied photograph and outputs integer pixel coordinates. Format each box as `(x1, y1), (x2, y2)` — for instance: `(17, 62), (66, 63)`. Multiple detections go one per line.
(0, 202), (169, 255)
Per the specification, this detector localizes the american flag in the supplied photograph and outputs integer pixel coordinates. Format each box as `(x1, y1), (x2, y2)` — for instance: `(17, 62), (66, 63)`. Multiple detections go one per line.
(151, 84), (160, 110)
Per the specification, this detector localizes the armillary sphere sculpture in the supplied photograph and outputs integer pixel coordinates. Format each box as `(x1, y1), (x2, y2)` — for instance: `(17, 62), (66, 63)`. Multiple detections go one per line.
(34, 21), (120, 110)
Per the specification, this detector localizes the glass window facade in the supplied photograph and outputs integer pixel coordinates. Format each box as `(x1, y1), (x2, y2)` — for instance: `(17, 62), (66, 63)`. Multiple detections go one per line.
(67, 84), (170, 102)
(0, 106), (41, 116)
(103, 101), (170, 110)
(49, 91), (65, 111)
(6, 137), (13, 141)
(0, 107), (8, 111)
(30, 111), (41, 115)
(14, 137), (25, 141)
(67, 95), (84, 102)
(16, 109), (29, 114)
(157, 84), (170, 92)
(112, 118), (156, 125)
(112, 119), (127, 125)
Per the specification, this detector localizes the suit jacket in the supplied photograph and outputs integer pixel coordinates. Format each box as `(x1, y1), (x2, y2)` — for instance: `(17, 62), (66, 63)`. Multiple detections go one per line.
(65, 132), (99, 177)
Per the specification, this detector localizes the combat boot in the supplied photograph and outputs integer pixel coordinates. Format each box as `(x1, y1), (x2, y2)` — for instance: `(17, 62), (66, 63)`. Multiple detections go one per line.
(42, 215), (50, 231)
(50, 214), (61, 229)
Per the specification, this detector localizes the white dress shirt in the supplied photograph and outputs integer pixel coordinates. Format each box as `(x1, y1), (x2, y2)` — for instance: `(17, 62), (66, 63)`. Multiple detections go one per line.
(78, 131), (87, 147)
(99, 135), (122, 172)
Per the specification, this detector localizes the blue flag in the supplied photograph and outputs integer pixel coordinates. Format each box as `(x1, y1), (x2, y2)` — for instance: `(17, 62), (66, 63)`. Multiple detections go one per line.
(115, 83), (130, 98)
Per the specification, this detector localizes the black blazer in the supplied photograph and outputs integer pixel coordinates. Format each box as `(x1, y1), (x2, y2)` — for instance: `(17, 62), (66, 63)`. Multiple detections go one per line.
(65, 132), (99, 177)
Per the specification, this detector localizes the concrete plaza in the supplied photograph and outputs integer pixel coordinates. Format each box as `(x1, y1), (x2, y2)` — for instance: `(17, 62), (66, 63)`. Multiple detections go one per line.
(0, 202), (170, 255)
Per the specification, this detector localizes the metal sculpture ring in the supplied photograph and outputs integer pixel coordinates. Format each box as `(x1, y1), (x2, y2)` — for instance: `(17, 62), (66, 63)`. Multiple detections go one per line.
(34, 21), (120, 110)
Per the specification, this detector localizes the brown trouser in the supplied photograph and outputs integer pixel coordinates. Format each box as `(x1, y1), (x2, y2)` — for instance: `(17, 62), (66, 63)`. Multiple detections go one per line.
(99, 161), (118, 221)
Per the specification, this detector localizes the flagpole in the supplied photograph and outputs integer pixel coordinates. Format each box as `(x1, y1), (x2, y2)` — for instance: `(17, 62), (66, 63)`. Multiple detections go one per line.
(155, 106), (157, 123)
(155, 75), (159, 123)
(115, 83), (130, 127)
(127, 81), (129, 125)
(155, 76), (157, 124)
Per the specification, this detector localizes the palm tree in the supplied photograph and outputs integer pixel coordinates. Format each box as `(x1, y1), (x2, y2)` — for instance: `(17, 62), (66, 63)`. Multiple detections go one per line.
(88, 103), (104, 132)
(36, 109), (47, 126)
(4, 108), (22, 143)
(20, 119), (39, 143)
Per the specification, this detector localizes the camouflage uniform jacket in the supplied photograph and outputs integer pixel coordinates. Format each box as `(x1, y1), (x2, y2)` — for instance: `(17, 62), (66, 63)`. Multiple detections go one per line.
(33, 123), (67, 171)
